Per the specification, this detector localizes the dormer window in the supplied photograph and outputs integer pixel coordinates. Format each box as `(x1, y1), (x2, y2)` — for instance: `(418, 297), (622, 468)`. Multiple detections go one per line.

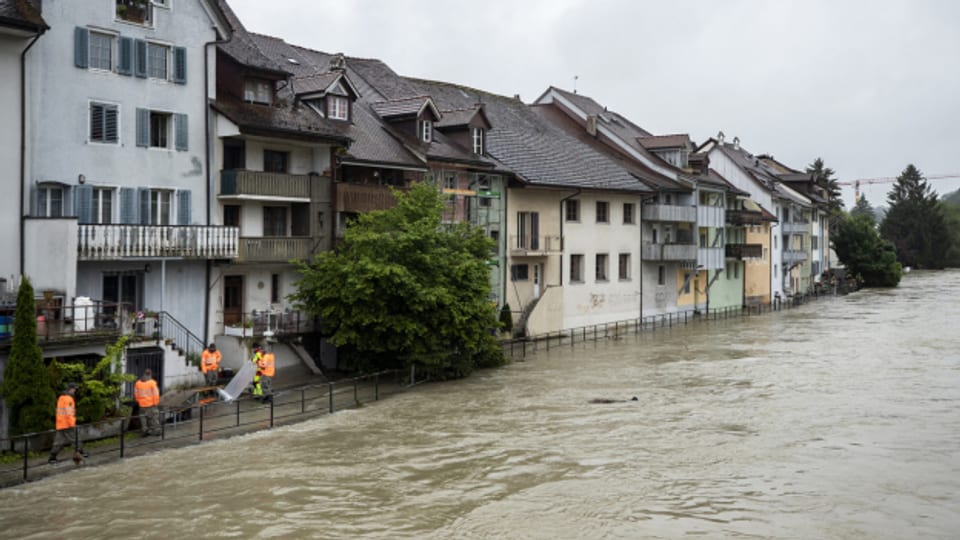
(244, 79), (273, 104)
(472, 127), (485, 154)
(418, 119), (432, 143)
(328, 96), (349, 121)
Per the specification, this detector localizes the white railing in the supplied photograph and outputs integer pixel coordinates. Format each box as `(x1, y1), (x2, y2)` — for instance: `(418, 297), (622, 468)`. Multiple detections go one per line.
(642, 242), (697, 261)
(782, 221), (809, 234)
(697, 246), (725, 270)
(78, 225), (239, 260)
(697, 206), (726, 228)
(642, 204), (697, 223)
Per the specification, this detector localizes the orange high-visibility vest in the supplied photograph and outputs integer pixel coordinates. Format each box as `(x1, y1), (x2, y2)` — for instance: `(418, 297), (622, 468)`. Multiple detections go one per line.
(134, 379), (160, 408)
(257, 353), (275, 377)
(201, 350), (221, 373)
(55, 394), (76, 430)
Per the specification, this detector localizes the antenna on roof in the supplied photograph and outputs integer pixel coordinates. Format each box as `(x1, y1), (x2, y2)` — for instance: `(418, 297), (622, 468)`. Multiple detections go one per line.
(573, 75), (578, 94)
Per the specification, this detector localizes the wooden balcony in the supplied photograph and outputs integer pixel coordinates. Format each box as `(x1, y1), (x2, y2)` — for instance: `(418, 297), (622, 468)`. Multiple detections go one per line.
(220, 170), (313, 200)
(236, 237), (314, 263)
(726, 209), (764, 225)
(725, 243), (763, 259)
(78, 225), (238, 260)
(642, 204), (696, 223)
(334, 183), (404, 213)
(641, 242), (697, 262)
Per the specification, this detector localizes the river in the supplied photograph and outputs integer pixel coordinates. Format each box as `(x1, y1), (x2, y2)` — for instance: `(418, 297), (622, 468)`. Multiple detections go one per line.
(1, 270), (958, 539)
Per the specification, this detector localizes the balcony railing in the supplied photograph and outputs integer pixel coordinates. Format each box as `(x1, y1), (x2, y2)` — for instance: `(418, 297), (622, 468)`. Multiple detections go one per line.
(698, 246), (725, 270)
(642, 204), (696, 223)
(783, 249), (808, 264)
(0, 301), (134, 350)
(334, 183), (405, 213)
(78, 225), (238, 260)
(782, 221), (810, 234)
(642, 242), (697, 261)
(725, 243), (763, 259)
(220, 170), (313, 199)
(236, 237), (314, 263)
(222, 309), (316, 337)
(508, 235), (562, 255)
(726, 209), (764, 225)
(697, 206), (726, 228)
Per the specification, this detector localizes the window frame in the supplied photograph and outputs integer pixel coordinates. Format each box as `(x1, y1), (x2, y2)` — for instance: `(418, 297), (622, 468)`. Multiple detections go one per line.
(244, 79), (273, 104)
(89, 101), (120, 145)
(565, 199), (579, 222)
(146, 41), (170, 80)
(263, 150), (289, 174)
(570, 254), (584, 283)
(328, 95), (349, 121)
(148, 189), (172, 225)
(418, 119), (433, 143)
(37, 185), (65, 218)
(472, 127), (484, 154)
(93, 187), (115, 224)
(595, 253), (609, 282)
(657, 265), (665, 285)
(263, 206), (288, 237)
(618, 253), (631, 281)
(149, 110), (172, 149)
(596, 201), (609, 224)
(510, 264), (529, 282)
(88, 31), (114, 71)
(623, 202), (635, 225)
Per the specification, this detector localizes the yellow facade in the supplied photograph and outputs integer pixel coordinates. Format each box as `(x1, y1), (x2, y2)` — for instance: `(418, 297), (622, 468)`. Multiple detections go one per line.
(676, 269), (708, 308)
(744, 223), (771, 304)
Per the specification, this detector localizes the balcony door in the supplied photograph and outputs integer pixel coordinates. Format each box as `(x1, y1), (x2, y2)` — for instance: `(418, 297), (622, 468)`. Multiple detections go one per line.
(223, 275), (243, 327)
(224, 139), (245, 170)
(102, 272), (142, 316)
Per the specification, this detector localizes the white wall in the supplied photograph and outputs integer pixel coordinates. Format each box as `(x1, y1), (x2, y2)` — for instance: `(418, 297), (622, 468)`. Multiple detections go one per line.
(24, 218), (79, 300)
(0, 34), (29, 286)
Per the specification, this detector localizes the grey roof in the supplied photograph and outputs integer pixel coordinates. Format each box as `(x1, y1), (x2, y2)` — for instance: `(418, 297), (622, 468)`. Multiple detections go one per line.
(212, 95), (351, 143)
(216, 1), (289, 75)
(292, 72), (341, 96)
(638, 134), (692, 150)
(370, 96), (436, 118)
(0, 0), (46, 31)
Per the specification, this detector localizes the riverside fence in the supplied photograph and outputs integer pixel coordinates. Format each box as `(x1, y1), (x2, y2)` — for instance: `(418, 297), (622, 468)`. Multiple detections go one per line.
(0, 369), (414, 488)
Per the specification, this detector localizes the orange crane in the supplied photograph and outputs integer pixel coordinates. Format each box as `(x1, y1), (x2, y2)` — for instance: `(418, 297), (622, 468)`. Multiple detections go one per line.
(837, 174), (960, 202)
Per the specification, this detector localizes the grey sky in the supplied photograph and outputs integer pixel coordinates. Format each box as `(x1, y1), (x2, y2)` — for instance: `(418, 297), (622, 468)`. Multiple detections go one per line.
(228, 0), (960, 208)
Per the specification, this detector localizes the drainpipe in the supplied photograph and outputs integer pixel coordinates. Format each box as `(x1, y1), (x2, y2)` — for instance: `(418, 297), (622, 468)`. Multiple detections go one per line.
(202, 31), (233, 345)
(19, 30), (45, 277)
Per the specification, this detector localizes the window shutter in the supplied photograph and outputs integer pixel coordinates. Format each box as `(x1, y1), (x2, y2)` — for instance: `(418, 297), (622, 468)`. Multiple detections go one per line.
(136, 108), (149, 147)
(177, 190), (191, 225)
(74, 27), (89, 69)
(118, 37), (133, 76)
(173, 47), (187, 84)
(90, 103), (104, 141)
(105, 106), (119, 143)
(134, 39), (147, 78)
(139, 188), (151, 225)
(530, 212), (540, 250)
(74, 185), (93, 224)
(120, 187), (138, 224)
(174, 113), (188, 151)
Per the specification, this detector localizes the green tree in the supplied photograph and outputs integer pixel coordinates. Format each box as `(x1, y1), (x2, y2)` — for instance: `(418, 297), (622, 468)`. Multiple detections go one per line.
(941, 200), (960, 267)
(293, 182), (505, 379)
(879, 164), (953, 269)
(806, 158), (844, 215)
(49, 336), (135, 423)
(833, 214), (902, 287)
(1, 277), (56, 436)
(850, 195), (877, 226)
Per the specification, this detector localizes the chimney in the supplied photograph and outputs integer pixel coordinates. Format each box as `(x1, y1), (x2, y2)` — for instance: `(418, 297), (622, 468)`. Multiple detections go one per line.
(733, 136), (740, 150)
(329, 53), (346, 73)
(586, 115), (598, 136)
(717, 131), (725, 144)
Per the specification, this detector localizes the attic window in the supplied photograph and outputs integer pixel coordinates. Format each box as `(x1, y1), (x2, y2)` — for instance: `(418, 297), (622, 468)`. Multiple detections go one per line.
(328, 96), (349, 121)
(472, 127), (484, 155)
(418, 119), (432, 143)
(244, 79), (272, 104)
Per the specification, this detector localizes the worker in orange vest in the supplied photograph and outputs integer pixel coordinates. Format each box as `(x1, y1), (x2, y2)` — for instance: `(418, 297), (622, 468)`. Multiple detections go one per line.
(251, 344), (275, 402)
(200, 343), (221, 387)
(134, 369), (161, 436)
(49, 383), (88, 465)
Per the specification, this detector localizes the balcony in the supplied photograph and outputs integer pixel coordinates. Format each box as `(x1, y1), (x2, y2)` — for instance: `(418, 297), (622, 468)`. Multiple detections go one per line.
(508, 235), (562, 256)
(782, 220), (809, 234)
(697, 205), (726, 228)
(642, 242), (697, 262)
(642, 204), (696, 223)
(0, 300), (133, 351)
(725, 243), (763, 259)
(783, 249), (808, 264)
(334, 183), (404, 213)
(236, 237), (314, 263)
(78, 225), (238, 260)
(726, 209), (764, 226)
(220, 170), (313, 200)
(698, 247), (725, 270)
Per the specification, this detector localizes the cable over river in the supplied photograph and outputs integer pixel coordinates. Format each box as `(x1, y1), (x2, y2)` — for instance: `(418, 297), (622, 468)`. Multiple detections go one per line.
(1, 270), (959, 539)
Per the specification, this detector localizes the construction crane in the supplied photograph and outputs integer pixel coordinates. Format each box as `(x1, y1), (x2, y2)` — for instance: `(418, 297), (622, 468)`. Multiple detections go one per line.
(837, 174), (960, 202)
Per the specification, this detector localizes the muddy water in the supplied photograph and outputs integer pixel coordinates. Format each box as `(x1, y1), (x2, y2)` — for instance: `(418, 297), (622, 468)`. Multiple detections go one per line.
(1, 271), (959, 539)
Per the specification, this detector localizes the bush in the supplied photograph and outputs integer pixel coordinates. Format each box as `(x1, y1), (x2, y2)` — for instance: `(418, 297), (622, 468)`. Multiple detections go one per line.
(499, 304), (513, 334)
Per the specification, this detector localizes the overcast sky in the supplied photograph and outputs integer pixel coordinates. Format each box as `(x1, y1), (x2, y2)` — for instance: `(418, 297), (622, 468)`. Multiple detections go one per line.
(228, 0), (960, 208)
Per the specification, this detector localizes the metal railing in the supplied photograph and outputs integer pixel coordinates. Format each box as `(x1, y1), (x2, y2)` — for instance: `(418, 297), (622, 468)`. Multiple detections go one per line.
(78, 225), (239, 259)
(782, 221), (810, 234)
(641, 204), (696, 223)
(641, 242), (697, 261)
(0, 301), (134, 349)
(508, 235), (562, 255)
(223, 310), (316, 338)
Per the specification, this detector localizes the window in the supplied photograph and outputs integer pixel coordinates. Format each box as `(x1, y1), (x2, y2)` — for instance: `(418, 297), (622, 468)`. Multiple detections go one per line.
(328, 96), (349, 120)
(418, 119), (432, 143)
(89, 32), (113, 70)
(116, 0), (152, 24)
(37, 185), (64, 217)
(774, 235), (778, 249)
(565, 199), (579, 222)
(658, 265), (665, 285)
(149, 111), (171, 148)
(263, 150), (288, 173)
(489, 230), (499, 256)
(472, 127), (484, 154)
(148, 190), (171, 225)
(244, 79), (273, 104)
(223, 205), (240, 227)
(682, 272), (692, 294)
(623, 203), (635, 224)
(812, 236), (819, 250)
(595, 253), (608, 282)
(510, 264), (529, 281)
(570, 254), (584, 283)
(316, 211), (324, 232)
(263, 206), (287, 236)
(516, 211), (539, 250)
(700, 231), (707, 248)
(93, 188), (114, 224)
(444, 175), (457, 190)
(596, 201), (609, 223)
(147, 42), (169, 79)
(90, 103), (119, 144)
(270, 274), (280, 304)
(618, 253), (631, 280)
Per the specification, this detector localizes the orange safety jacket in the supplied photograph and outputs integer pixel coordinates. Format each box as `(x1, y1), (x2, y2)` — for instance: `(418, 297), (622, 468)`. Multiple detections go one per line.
(201, 350), (221, 373)
(55, 394), (76, 430)
(257, 353), (275, 377)
(134, 379), (160, 408)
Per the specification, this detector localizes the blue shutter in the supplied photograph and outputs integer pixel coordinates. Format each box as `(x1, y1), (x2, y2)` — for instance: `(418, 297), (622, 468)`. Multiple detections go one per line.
(173, 47), (187, 84)
(120, 187), (138, 224)
(134, 39), (147, 78)
(74, 27), (89, 69)
(139, 188), (151, 225)
(118, 37), (133, 76)
(177, 190), (192, 225)
(174, 113), (188, 151)
(74, 185), (93, 224)
(136, 108), (149, 147)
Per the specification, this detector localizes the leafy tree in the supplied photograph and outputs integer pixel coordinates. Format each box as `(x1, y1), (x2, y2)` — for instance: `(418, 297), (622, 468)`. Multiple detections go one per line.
(49, 336), (135, 423)
(833, 214), (902, 287)
(293, 182), (505, 379)
(879, 164), (953, 269)
(806, 158), (844, 215)
(942, 201), (960, 267)
(850, 195), (877, 226)
(1, 277), (56, 436)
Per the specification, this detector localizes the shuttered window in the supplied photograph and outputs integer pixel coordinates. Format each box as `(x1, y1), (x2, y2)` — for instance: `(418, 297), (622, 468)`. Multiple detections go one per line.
(174, 113), (188, 151)
(89, 32), (113, 70)
(173, 46), (187, 84)
(90, 103), (119, 144)
(136, 109), (188, 151)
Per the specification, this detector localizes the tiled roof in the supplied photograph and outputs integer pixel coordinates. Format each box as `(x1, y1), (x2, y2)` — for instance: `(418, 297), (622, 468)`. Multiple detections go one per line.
(342, 102), (425, 169)
(370, 96), (434, 118)
(291, 72), (340, 96)
(0, 0), (46, 31)
(637, 134), (691, 150)
(216, 1), (289, 75)
(212, 95), (351, 143)
(436, 107), (480, 128)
